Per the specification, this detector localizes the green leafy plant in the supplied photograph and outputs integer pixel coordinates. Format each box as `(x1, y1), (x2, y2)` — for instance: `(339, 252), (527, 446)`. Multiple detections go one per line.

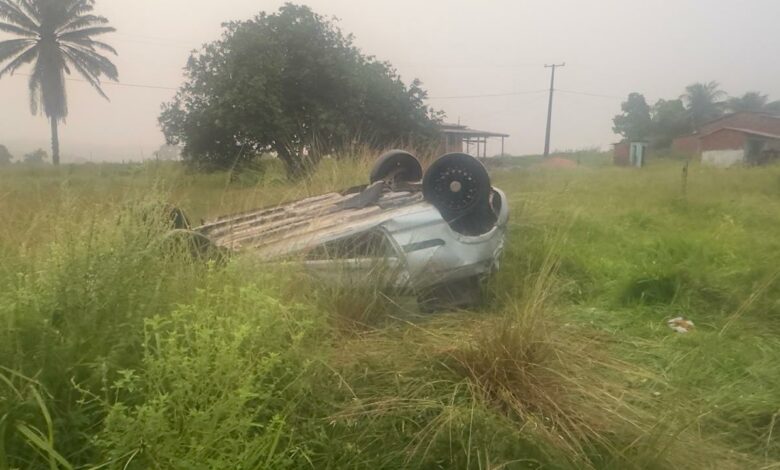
(159, 4), (441, 177)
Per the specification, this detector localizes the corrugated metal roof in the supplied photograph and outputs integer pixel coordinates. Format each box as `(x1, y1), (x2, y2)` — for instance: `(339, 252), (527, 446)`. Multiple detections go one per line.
(702, 127), (780, 140)
(698, 111), (780, 129)
(440, 127), (510, 138)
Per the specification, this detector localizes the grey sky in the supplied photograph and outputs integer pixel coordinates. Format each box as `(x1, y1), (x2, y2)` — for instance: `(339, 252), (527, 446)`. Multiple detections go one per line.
(2, 0), (780, 161)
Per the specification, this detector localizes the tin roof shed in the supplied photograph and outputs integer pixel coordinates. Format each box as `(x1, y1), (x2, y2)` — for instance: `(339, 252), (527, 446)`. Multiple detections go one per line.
(439, 123), (510, 157)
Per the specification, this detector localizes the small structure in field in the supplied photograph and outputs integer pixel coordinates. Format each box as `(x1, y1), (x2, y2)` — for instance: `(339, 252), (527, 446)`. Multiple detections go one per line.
(439, 123), (510, 157)
(671, 111), (780, 166)
(613, 141), (648, 167)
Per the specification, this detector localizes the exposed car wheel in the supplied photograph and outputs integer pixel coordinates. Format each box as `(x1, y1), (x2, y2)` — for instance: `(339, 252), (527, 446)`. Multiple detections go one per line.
(423, 153), (495, 235)
(417, 276), (484, 313)
(370, 149), (423, 184)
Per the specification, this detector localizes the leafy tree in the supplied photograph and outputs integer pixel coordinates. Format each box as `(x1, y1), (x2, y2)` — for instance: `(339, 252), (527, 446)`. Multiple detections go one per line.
(725, 91), (780, 115)
(650, 99), (692, 148)
(613, 93), (652, 142)
(726, 92), (769, 113)
(0, 144), (12, 164)
(0, 0), (118, 165)
(681, 81), (726, 130)
(23, 148), (47, 163)
(160, 3), (441, 177)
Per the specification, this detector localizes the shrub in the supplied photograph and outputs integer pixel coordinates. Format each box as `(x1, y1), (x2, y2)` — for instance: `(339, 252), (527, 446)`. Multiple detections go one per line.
(96, 284), (325, 469)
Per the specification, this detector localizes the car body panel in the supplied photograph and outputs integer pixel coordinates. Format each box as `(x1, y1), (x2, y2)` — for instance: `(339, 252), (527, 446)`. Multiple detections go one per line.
(195, 185), (508, 291)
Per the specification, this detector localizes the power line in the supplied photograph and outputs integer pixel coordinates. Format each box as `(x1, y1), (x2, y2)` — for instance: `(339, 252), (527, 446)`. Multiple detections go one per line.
(113, 32), (196, 47)
(111, 37), (194, 50)
(557, 89), (623, 100)
(12, 72), (179, 91)
(428, 89), (547, 100)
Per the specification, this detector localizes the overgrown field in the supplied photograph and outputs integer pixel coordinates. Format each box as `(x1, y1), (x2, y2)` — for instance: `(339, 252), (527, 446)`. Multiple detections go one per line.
(1, 156), (779, 469)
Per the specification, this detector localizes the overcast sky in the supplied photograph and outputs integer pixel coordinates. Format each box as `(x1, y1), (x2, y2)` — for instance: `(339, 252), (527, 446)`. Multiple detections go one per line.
(2, 0), (780, 161)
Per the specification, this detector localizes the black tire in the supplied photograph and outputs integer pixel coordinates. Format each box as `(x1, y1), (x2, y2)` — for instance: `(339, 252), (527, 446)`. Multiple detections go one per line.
(422, 153), (491, 217)
(369, 150), (423, 184)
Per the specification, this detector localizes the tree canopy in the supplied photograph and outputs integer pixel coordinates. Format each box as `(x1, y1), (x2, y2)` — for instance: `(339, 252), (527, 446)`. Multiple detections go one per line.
(650, 99), (692, 148)
(23, 148), (48, 164)
(681, 81), (726, 130)
(612, 93), (652, 142)
(0, 144), (13, 164)
(159, 3), (441, 177)
(726, 92), (780, 114)
(613, 93), (707, 148)
(0, 0), (118, 165)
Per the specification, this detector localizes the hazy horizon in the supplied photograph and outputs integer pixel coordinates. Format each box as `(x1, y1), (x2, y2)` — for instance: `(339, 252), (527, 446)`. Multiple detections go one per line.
(2, 0), (780, 162)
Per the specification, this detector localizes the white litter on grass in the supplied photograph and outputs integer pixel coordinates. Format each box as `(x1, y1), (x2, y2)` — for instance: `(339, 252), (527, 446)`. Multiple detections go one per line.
(667, 317), (695, 333)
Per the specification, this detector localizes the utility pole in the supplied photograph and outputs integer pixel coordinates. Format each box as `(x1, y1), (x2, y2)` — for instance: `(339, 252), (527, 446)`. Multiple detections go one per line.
(543, 62), (565, 156)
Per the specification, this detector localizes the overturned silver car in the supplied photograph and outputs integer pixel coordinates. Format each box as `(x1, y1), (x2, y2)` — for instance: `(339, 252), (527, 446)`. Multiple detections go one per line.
(195, 151), (508, 310)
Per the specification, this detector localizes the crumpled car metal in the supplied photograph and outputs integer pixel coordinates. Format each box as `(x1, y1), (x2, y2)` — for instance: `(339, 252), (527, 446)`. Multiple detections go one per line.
(194, 151), (508, 310)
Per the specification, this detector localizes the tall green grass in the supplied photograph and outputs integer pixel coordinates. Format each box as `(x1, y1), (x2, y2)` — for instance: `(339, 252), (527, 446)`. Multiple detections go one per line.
(0, 156), (778, 468)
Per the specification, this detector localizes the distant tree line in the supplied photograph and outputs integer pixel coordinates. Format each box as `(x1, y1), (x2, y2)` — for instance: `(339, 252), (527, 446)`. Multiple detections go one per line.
(0, 145), (51, 164)
(0, 144), (12, 165)
(0, 145), (50, 165)
(159, 4), (442, 178)
(613, 82), (780, 148)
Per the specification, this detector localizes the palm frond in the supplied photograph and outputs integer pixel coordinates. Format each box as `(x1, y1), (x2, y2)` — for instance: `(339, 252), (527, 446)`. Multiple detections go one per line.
(0, 20), (36, 36)
(16, 0), (37, 20)
(0, 0), (39, 32)
(61, 47), (108, 100)
(62, 43), (117, 80)
(65, 36), (117, 55)
(58, 26), (116, 41)
(56, 13), (107, 34)
(0, 37), (33, 62)
(62, 0), (95, 21)
(0, 40), (36, 76)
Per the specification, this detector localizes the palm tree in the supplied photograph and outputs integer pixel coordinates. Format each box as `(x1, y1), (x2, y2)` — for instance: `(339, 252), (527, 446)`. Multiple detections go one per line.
(726, 92), (769, 113)
(0, 0), (117, 165)
(681, 81), (726, 130)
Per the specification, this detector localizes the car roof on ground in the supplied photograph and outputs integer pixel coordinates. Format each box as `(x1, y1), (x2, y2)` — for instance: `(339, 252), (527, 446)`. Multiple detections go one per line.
(197, 189), (431, 259)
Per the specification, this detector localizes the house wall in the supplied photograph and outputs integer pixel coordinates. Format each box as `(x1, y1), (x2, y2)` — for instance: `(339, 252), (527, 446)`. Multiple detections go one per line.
(671, 134), (701, 156)
(613, 142), (630, 165)
(700, 128), (747, 151)
(700, 129), (747, 166)
(702, 149), (745, 167)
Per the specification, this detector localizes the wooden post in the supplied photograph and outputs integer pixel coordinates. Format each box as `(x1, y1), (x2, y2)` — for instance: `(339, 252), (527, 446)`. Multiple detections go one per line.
(501, 136), (505, 156)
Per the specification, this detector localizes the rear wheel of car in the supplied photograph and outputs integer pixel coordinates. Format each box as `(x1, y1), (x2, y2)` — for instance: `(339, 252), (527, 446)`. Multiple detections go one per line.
(370, 149), (423, 184)
(423, 153), (490, 214)
(422, 153), (496, 235)
(417, 276), (484, 313)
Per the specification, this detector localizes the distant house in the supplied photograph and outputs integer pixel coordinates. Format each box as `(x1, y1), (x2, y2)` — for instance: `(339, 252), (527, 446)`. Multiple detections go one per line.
(613, 141), (648, 167)
(671, 112), (780, 166)
(613, 141), (630, 165)
(699, 128), (780, 166)
(438, 123), (509, 157)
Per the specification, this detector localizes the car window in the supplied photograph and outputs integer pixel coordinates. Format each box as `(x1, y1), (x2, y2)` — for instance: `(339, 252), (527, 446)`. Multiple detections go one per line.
(305, 230), (396, 260)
